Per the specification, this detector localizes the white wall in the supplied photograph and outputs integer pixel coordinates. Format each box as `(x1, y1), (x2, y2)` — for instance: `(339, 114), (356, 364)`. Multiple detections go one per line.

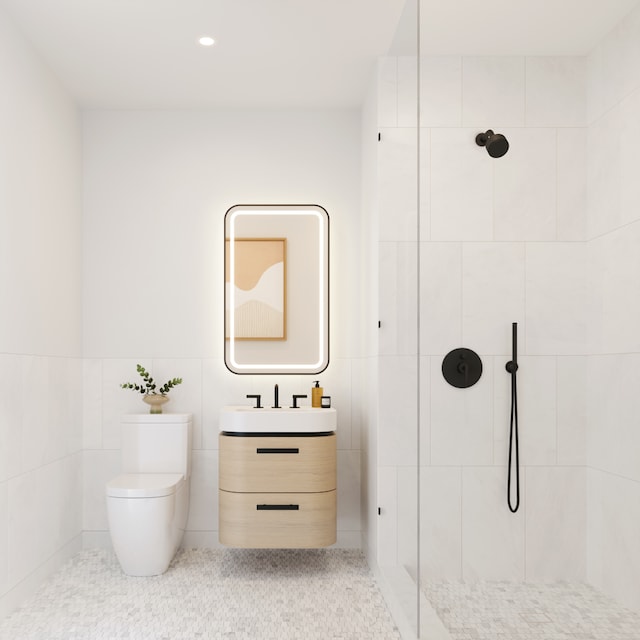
(374, 54), (589, 583)
(586, 2), (640, 612)
(81, 109), (363, 549)
(0, 7), (83, 616)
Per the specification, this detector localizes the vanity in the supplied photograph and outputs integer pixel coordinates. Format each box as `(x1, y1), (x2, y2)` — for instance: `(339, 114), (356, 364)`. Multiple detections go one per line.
(218, 406), (337, 548)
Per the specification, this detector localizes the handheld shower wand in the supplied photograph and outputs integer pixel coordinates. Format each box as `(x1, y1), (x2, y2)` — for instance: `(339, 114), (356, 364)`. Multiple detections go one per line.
(506, 322), (520, 513)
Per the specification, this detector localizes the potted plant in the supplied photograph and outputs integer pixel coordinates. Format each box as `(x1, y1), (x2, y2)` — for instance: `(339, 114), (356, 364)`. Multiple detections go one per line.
(120, 364), (183, 414)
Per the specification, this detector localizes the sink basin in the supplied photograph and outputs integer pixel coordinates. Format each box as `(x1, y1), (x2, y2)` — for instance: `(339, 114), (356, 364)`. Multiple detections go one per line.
(220, 405), (336, 433)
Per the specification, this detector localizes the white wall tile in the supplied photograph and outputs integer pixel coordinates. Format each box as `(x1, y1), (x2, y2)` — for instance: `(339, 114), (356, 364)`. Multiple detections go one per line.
(378, 58), (398, 128)
(525, 57), (586, 127)
(462, 243), (525, 354)
(319, 358), (352, 450)
(494, 128), (557, 241)
(419, 356), (430, 467)
(0, 355), (22, 481)
(420, 467), (462, 581)
(398, 57), (418, 127)
(557, 128), (587, 241)
(430, 129), (493, 241)
(186, 449), (218, 533)
(378, 242), (418, 356)
(20, 356), (49, 473)
(525, 466), (586, 581)
(82, 359), (102, 450)
(462, 57), (525, 128)
(619, 86), (640, 227)
(337, 450), (361, 534)
(378, 128), (418, 242)
(0, 482), (7, 595)
(378, 356), (418, 467)
(420, 56), (462, 127)
(431, 357), (493, 466)
(419, 242), (462, 355)
(525, 243), (587, 355)
(587, 106), (621, 238)
(377, 466), (397, 567)
(461, 466), (525, 581)
(557, 356), (586, 466)
(396, 465), (418, 574)
(586, 45), (604, 125)
(82, 449), (119, 532)
(594, 223), (640, 355)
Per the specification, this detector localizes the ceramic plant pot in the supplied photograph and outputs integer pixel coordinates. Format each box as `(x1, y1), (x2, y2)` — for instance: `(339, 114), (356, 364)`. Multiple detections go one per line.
(143, 394), (169, 414)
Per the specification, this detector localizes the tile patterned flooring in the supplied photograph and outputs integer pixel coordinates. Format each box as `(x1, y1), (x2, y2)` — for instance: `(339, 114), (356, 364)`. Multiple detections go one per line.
(423, 580), (640, 640)
(0, 549), (401, 640)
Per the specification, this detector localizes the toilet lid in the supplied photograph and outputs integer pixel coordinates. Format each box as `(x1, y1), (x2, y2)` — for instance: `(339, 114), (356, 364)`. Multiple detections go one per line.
(106, 473), (184, 498)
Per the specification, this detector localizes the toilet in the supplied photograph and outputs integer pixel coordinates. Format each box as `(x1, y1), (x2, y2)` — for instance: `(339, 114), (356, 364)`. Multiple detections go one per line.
(106, 413), (192, 576)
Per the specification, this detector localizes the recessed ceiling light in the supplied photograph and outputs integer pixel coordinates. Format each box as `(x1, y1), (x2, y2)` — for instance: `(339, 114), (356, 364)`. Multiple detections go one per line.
(199, 36), (215, 47)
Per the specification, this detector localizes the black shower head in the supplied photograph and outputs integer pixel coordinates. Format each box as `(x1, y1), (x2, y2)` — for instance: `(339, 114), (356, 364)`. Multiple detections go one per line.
(476, 129), (509, 158)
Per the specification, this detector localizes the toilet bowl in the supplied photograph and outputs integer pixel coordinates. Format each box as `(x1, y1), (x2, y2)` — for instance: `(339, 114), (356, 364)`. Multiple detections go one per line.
(106, 413), (192, 576)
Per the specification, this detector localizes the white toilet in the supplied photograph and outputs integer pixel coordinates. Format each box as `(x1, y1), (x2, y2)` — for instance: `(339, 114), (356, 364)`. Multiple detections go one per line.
(106, 413), (192, 576)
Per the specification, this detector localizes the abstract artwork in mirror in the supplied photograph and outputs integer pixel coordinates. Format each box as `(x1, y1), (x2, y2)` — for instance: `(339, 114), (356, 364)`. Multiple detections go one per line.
(224, 204), (329, 375)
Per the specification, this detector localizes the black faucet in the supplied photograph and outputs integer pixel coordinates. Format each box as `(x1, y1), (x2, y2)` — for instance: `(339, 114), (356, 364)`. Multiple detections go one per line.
(246, 394), (262, 409)
(291, 394), (307, 409)
(272, 384), (280, 408)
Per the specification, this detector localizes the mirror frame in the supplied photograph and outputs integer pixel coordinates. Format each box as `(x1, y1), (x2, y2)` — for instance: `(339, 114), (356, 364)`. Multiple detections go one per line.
(224, 204), (329, 375)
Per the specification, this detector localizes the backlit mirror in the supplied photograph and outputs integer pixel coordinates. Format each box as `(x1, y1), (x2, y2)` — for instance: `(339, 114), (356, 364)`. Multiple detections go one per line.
(224, 204), (329, 374)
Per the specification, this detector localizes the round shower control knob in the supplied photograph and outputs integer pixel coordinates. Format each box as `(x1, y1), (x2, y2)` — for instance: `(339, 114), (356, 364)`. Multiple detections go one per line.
(442, 348), (483, 388)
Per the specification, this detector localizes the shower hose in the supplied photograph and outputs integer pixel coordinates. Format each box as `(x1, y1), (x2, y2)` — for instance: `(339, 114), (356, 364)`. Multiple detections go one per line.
(507, 322), (520, 513)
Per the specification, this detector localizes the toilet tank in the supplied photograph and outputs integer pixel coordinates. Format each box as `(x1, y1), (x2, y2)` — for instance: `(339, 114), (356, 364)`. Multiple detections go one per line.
(121, 414), (192, 477)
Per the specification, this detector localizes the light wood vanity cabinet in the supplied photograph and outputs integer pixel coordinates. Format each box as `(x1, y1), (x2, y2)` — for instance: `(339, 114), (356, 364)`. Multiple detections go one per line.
(219, 432), (336, 548)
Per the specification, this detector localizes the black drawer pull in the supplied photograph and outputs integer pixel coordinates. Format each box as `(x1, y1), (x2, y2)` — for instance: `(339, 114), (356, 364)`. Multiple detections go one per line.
(256, 504), (299, 511)
(256, 447), (299, 454)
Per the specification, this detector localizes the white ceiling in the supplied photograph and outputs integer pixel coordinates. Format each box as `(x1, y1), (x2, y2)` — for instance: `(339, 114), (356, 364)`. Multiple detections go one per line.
(1, 0), (638, 109)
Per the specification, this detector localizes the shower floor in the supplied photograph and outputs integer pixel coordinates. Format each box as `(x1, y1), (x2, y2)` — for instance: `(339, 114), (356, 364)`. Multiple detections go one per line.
(423, 580), (640, 640)
(0, 548), (401, 640)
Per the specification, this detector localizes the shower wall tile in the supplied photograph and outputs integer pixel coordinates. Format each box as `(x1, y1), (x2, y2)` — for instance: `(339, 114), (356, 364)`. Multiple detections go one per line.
(0, 355), (22, 482)
(462, 57), (526, 128)
(378, 242), (418, 356)
(525, 57), (586, 127)
(378, 128), (418, 242)
(461, 466), (525, 581)
(594, 223), (640, 355)
(619, 86), (640, 227)
(337, 450), (362, 533)
(377, 466), (398, 567)
(20, 356), (49, 473)
(430, 358), (493, 466)
(589, 470), (640, 612)
(396, 466), (418, 573)
(461, 243), (525, 354)
(397, 57), (418, 128)
(525, 243), (587, 355)
(378, 355), (418, 468)
(598, 2), (640, 115)
(82, 359), (102, 450)
(419, 56), (462, 127)
(587, 106), (621, 239)
(557, 128), (587, 241)
(430, 128), (493, 241)
(378, 58), (398, 128)
(525, 466), (586, 581)
(419, 467), (462, 581)
(557, 356), (587, 466)
(586, 45), (604, 125)
(493, 128), (557, 241)
(0, 483), (6, 595)
(419, 242), (462, 355)
(419, 356), (431, 466)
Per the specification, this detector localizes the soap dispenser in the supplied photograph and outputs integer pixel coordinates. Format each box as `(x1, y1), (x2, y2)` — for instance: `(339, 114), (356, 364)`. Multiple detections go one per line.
(311, 380), (323, 408)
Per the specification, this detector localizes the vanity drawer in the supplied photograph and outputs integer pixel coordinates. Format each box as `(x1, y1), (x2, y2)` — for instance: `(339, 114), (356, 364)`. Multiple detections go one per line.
(219, 433), (336, 492)
(219, 489), (336, 548)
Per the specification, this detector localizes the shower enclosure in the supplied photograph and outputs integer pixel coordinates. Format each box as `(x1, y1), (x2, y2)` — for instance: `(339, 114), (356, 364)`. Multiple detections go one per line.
(366, 0), (640, 637)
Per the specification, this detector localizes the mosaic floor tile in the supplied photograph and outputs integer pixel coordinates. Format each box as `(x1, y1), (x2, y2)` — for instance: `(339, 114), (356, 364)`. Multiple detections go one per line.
(423, 581), (640, 640)
(0, 549), (401, 640)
